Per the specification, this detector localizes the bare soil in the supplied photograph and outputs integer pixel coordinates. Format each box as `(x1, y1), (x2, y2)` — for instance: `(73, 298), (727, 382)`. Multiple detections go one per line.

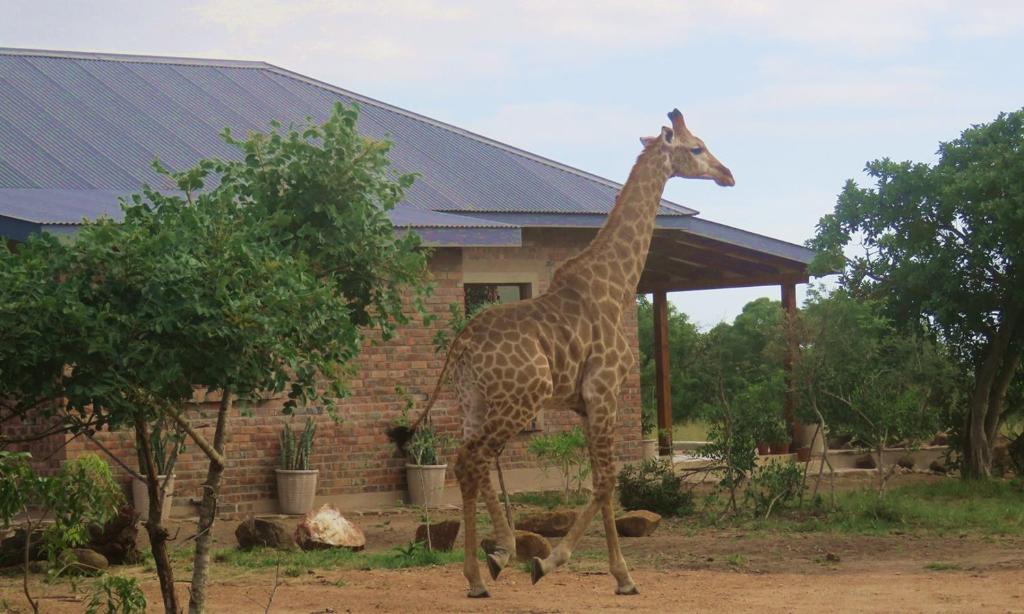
(4, 473), (1023, 613)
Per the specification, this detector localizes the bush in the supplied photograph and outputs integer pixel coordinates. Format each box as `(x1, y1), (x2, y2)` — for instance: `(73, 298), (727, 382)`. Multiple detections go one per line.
(527, 427), (591, 503)
(617, 458), (693, 517)
(746, 461), (804, 518)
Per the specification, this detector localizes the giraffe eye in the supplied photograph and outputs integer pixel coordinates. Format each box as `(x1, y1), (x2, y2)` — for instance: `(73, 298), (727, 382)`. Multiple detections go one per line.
(690, 147), (703, 155)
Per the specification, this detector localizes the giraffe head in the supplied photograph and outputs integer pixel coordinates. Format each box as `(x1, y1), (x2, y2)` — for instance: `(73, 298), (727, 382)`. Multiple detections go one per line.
(640, 109), (734, 186)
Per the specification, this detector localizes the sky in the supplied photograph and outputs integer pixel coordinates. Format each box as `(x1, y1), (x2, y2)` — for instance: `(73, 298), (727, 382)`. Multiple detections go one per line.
(3, 1), (1024, 328)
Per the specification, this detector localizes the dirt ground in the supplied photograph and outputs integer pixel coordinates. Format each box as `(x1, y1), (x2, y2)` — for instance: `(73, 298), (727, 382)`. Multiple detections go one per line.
(4, 473), (1024, 613)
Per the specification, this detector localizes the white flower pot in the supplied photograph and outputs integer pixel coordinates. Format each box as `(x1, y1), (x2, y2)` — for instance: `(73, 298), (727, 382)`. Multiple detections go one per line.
(276, 469), (319, 515)
(131, 474), (175, 522)
(406, 464), (447, 508)
(642, 439), (659, 460)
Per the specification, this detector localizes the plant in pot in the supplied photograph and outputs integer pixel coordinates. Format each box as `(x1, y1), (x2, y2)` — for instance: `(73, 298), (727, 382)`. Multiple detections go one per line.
(755, 412), (790, 455)
(405, 420), (453, 508)
(132, 419), (184, 522)
(640, 403), (659, 460)
(277, 417), (319, 515)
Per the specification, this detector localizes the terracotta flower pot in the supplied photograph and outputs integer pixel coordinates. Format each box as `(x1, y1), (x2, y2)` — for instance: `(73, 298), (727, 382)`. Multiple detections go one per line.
(131, 474), (175, 522)
(796, 446), (812, 462)
(756, 442), (771, 456)
(406, 464), (447, 508)
(770, 442), (790, 455)
(276, 469), (319, 515)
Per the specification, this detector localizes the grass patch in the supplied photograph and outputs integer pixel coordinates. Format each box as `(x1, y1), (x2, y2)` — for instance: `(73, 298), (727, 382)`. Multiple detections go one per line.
(703, 479), (1024, 536)
(725, 553), (748, 568)
(510, 490), (589, 509)
(215, 542), (469, 572)
(924, 562), (962, 571)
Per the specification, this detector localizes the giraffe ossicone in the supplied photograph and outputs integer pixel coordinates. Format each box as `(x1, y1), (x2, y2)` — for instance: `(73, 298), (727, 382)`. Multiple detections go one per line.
(389, 109), (734, 598)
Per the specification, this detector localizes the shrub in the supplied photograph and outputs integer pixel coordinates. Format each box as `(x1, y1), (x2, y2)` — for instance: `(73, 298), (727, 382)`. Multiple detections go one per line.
(527, 427), (591, 503)
(617, 458), (693, 517)
(746, 461), (804, 518)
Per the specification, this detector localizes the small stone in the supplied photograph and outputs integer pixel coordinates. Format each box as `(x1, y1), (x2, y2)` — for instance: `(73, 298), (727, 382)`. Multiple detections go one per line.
(62, 548), (109, 575)
(87, 505), (141, 565)
(516, 510), (577, 537)
(414, 520), (460, 552)
(480, 530), (551, 562)
(295, 505), (366, 551)
(0, 528), (46, 567)
(615, 510), (662, 537)
(825, 552), (841, 562)
(855, 454), (877, 469)
(896, 455), (915, 470)
(236, 517), (296, 550)
(929, 459), (948, 474)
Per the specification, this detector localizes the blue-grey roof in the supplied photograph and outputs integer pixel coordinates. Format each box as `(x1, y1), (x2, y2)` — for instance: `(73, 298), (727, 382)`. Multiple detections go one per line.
(0, 47), (816, 275)
(0, 47), (695, 233)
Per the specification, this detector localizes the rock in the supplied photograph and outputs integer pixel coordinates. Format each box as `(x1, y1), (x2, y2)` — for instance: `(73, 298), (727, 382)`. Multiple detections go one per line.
(480, 530), (551, 562)
(236, 517), (296, 550)
(61, 548), (109, 575)
(87, 505), (141, 564)
(855, 454), (877, 469)
(294, 505), (365, 551)
(615, 510), (662, 537)
(414, 520), (460, 552)
(929, 459), (949, 474)
(0, 528), (46, 567)
(896, 455), (915, 470)
(930, 433), (949, 446)
(825, 552), (841, 563)
(516, 510), (577, 537)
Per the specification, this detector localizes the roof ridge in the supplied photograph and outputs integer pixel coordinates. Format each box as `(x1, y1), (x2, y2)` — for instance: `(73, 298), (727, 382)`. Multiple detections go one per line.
(0, 46), (271, 70)
(260, 63), (699, 216)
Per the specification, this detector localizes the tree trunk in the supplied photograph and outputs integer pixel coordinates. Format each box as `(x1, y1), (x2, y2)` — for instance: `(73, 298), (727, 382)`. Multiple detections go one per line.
(188, 391), (232, 614)
(136, 417), (179, 613)
(965, 311), (1020, 479)
(986, 350), (1021, 444)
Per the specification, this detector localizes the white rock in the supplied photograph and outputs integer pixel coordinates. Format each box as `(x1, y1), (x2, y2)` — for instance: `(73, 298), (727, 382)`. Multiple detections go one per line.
(294, 504), (366, 551)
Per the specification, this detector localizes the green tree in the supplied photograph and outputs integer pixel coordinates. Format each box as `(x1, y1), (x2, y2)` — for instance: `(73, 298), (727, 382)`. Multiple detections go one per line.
(0, 103), (430, 613)
(794, 290), (954, 495)
(636, 296), (702, 423)
(811, 108), (1024, 478)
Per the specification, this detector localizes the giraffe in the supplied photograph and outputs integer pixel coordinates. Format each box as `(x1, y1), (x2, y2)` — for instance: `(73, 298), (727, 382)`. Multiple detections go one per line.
(389, 109), (734, 598)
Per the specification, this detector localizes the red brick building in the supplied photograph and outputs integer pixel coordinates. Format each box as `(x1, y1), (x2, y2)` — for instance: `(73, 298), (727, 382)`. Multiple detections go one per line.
(0, 48), (814, 514)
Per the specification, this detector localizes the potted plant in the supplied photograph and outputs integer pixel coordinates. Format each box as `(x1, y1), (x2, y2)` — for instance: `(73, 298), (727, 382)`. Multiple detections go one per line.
(755, 412), (790, 455)
(640, 404), (658, 460)
(276, 418), (319, 515)
(132, 420), (183, 522)
(405, 420), (452, 508)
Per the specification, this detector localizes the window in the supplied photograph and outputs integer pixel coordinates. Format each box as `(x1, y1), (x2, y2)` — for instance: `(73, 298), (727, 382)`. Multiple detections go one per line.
(462, 281), (542, 432)
(464, 282), (532, 313)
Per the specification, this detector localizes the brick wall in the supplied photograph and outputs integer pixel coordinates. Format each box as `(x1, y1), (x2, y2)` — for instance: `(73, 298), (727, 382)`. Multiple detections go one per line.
(34, 231), (644, 515)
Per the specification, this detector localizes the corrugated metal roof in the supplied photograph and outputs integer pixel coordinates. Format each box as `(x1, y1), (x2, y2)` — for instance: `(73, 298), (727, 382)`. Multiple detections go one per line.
(0, 47), (697, 227)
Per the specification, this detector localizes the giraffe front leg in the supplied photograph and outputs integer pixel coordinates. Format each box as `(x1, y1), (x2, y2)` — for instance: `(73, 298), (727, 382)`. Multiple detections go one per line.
(455, 446), (489, 598)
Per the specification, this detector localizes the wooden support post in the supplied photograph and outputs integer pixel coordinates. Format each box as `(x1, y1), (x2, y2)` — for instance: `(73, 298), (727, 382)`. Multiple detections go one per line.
(653, 290), (673, 457)
(781, 282), (798, 441)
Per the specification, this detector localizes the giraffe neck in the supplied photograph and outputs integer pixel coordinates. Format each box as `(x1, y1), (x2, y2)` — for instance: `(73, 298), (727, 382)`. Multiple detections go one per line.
(553, 146), (671, 312)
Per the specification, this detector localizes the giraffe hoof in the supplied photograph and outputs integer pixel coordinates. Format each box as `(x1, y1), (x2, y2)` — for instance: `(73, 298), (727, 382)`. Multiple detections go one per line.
(486, 553), (504, 580)
(616, 585), (640, 596)
(530, 557), (545, 585)
(467, 588), (491, 599)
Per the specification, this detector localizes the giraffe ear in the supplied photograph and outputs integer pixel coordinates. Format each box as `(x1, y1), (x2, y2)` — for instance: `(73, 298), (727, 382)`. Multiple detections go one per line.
(661, 126), (674, 143)
(640, 135), (657, 147)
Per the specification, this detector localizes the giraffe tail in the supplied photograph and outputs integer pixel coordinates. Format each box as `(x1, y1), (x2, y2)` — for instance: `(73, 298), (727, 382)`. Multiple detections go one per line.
(386, 323), (472, 452)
